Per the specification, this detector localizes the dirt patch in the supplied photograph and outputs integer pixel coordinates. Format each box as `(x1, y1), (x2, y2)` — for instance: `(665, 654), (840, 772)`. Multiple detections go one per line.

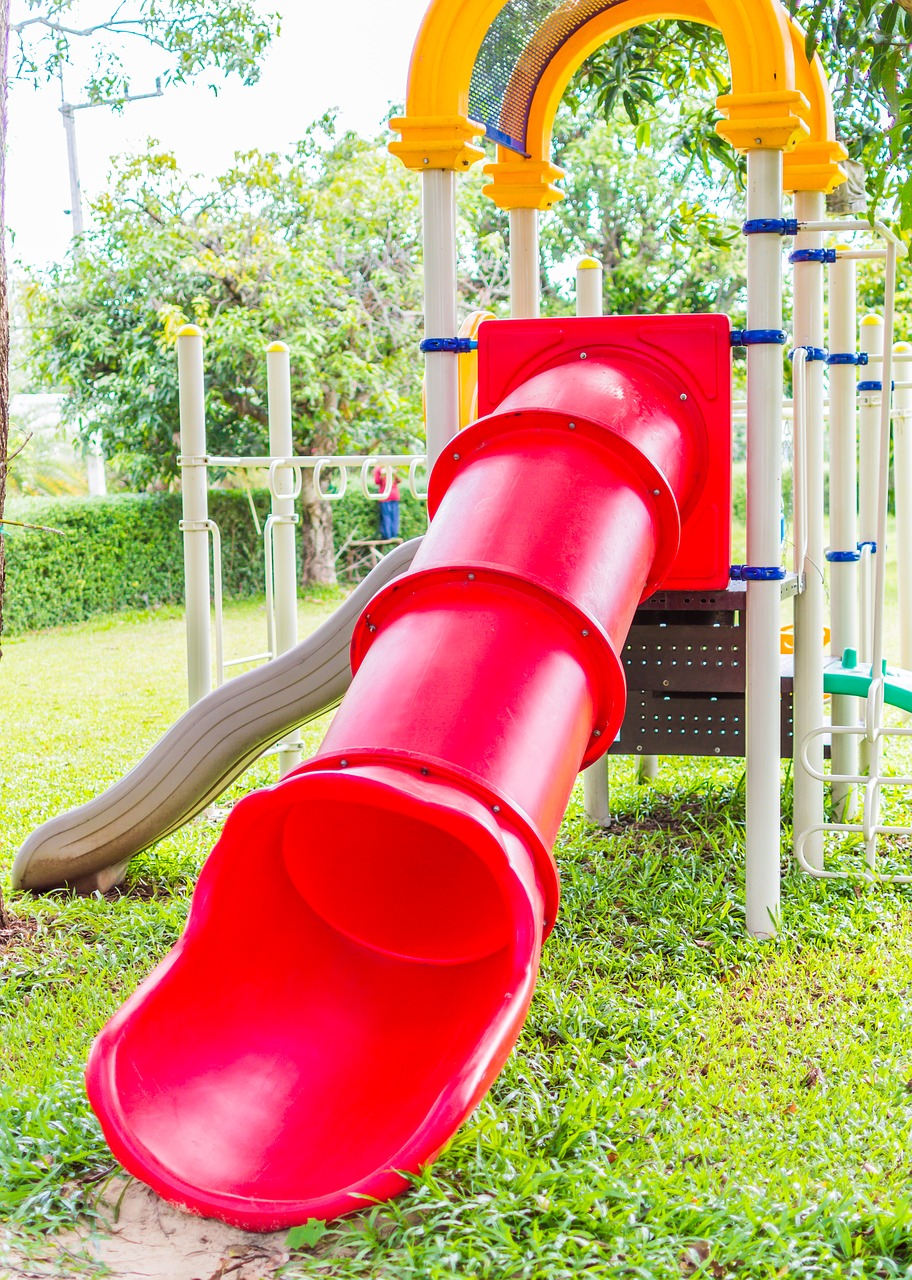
(1, 1178), (291, 1280)
(0, 909), (38, 955)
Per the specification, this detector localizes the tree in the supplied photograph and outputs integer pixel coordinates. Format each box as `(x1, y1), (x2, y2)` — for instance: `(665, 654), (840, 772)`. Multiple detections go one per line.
(578, 6), (912, 226)
(22, 119), (426, 584)
(0, 1), (279, 653)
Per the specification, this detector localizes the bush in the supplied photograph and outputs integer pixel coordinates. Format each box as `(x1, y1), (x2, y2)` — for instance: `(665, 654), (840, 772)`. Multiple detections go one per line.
(2, 488), (430, 635)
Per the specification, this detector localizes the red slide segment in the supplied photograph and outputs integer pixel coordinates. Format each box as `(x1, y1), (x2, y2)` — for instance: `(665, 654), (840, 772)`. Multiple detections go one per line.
(87, 316), (730, 1229)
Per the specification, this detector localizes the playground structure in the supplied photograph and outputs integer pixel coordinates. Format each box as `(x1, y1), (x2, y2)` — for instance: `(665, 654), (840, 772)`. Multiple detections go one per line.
(12, 0), (912, 1234)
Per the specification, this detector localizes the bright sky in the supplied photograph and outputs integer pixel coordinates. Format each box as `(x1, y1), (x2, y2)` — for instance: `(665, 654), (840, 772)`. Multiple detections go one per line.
(7, 0), (430, 268)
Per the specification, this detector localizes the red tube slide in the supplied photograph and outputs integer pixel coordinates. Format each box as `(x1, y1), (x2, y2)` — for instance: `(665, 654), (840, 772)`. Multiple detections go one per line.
(87, 316), (730, 1229)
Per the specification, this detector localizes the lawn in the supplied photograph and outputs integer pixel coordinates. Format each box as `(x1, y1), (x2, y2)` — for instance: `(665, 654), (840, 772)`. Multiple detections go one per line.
(3, 593), (912, 1278)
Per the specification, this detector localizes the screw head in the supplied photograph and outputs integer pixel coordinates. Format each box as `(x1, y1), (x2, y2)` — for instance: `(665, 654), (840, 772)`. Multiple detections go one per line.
(467, 572), (475, 580)
(580, 352), (588, 360)
(492, 804), (501, 813)
(421, 767), (430, 776)
(568, 421), (576, 429)
(680, 393), (688, 401)
(368, 624), (377, 633)
(581, 629), (590, 637)
(340, 759), (349, 768)
(593, 729), (602, 738)
(453, 452), (461, 461)
(653, 489), (661, 497)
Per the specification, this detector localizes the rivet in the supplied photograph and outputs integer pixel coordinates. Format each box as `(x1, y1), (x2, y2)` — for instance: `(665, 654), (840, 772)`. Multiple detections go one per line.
(593, 729), (602, 738)
(423, 157), (430, 164)
(568, 421), (576, 429)
(582, 629), (590, 637)
(492, 804), (501, 813)
(453, 452), (461, 461)
(754, 137), (763, 145)
(421, 767), (430, 776)
(680, 393), (688, 401)
(580, 352), (588, 360)
(653, 489), (661, 497)
(340, 759), (349, 768)
(468, 572), (476, 580)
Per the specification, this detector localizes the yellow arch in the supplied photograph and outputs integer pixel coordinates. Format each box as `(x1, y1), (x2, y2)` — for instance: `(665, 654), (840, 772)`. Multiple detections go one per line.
(782, 16), (847, 193)
(480, 0), (845, 207)
(390, 0), (809, 172)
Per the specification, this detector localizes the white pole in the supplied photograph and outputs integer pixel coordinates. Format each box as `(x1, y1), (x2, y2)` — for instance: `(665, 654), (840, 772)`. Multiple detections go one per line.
(858, 314), (884, 665)
(59, 101), (84, 240)
(744, 150), (785, 939)
(510, 208), (540, 319)
(267, 341), (302, 776)
(422, 171), (460, 473)
(791, 191), (826, 871)
(576, 257), (612, 826)
(827, 251), (860, 816)
(177, 325), (212, 708)
(895, 341), (912, 671)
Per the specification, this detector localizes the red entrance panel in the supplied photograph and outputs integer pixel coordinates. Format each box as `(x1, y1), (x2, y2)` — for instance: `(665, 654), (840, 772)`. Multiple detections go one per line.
(475, 314), (732, 591)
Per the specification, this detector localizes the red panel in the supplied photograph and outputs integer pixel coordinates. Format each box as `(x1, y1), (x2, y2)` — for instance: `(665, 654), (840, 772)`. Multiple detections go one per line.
(475, 315), (732, 590)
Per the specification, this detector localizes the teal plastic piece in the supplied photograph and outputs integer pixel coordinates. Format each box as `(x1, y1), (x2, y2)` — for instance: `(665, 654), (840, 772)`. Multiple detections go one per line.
(824, 657), (912, 714)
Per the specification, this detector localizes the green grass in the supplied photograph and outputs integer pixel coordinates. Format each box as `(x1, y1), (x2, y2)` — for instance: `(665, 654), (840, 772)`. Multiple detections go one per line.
(4, 596), (912, 1277)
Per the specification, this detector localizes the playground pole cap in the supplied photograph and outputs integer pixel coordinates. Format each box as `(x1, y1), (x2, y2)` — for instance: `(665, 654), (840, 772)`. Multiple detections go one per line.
(895, 342), (912, 353)
(176, 324), (204, 338)
(861, 314), (883, 327)
(266, 341), (290, 353)
(576, 257), (602, 270)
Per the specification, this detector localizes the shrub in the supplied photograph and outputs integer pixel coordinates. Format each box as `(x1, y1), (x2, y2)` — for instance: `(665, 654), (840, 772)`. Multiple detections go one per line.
(2, 488), (429, 634)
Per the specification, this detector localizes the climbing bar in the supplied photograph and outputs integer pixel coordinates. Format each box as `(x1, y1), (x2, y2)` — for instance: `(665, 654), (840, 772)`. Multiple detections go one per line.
(789, 248), (837, 265)
(790, 346), (828, 363)
(730, 329), (788, 348)
(420, 337), (479, 354)
(730, 565), (787, 582)
(742, 218), (799, 237)
(858, 540), (878, 554)
(827, 352), (869, 366)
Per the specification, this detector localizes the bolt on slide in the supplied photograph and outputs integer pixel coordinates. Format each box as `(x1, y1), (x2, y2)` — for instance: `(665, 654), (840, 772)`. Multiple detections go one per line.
(86, 315), (731, 1228)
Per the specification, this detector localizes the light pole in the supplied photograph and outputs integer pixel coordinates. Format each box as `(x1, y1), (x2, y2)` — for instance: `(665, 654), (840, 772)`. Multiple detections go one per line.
(58, 71), (163, 241)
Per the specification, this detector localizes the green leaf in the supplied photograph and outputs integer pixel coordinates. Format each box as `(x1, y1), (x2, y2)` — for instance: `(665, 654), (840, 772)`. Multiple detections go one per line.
(285, 1219), (328, 1250)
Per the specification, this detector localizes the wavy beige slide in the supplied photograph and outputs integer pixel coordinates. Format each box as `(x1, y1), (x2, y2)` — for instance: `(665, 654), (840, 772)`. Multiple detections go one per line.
(13, 539), (421, 894)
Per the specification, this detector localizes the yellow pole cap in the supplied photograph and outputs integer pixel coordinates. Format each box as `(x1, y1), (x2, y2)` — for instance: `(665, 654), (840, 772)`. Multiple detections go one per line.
(176, 324), (204, 338)
(895, 342), (912, 353)
(266, 341), (290, 354)
(861, 314), (884, 327)
(576, 256), (602, 270)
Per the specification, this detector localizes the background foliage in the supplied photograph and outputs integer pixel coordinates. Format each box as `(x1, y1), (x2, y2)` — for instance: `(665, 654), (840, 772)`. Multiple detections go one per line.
(3, 487), (427, 633)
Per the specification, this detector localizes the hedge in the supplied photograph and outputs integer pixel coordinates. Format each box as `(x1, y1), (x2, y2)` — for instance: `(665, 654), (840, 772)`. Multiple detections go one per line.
(3, 489), (429, 635)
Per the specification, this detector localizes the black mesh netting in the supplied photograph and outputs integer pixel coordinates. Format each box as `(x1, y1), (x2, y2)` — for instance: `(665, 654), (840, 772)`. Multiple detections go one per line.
(468, 0), (627, 155)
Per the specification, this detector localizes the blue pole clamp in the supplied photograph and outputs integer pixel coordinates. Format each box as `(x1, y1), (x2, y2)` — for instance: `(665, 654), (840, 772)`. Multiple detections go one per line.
(789, 346), (828, 363)
(825, 549), (862, 563)
(789, 248), (837, 264)
(730, 330), (789, 348)
(730, 565), (787, 582)
(420, 338), (478, 354)
(827, 352), (869, 366)
(858, 540), (877, 554)
(857, 380), (893, 393)
(742, 218), (799, 237)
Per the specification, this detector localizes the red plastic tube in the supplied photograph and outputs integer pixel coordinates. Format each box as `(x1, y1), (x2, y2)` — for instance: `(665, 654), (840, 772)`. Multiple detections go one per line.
(87, 341), (708, 1230)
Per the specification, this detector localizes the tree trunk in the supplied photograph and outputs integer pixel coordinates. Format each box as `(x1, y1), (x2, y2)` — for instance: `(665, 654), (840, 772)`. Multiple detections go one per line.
(0, 0), (9, 659)
(299, 484), (336, 587)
